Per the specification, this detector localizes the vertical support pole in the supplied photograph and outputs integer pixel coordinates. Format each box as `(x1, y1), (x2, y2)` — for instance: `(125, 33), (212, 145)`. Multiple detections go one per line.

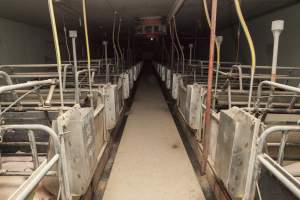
(27, 130), (39, 169)
(213, 36), (223, 110)
(103, 41), (109, 83)
(201, 0), (218, 174)
(69, 30), (79, 104)
(189, 43), (193, 65)
(170, 23), (175, 70)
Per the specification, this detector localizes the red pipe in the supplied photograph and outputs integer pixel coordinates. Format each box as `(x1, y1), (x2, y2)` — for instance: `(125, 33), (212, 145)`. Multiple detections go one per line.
(201, 0), (218, 174)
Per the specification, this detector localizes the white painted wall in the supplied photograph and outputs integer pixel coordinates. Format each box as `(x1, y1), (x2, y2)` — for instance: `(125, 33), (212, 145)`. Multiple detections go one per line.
(0, 17), (55, 64)
(221, 3), (300, 67)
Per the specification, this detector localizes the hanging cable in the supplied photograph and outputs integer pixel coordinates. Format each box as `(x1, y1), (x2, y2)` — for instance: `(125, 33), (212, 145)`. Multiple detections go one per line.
(82, 0), (93, 107)
(117, 17), (123, 72)
(48, 0), (64, 109)
(233, 0), (256, 108)
(173, 17), (185, 74)
(169, 23), (180, 73)
(62, 15), (71, 63)
(112, 11), (119, 70)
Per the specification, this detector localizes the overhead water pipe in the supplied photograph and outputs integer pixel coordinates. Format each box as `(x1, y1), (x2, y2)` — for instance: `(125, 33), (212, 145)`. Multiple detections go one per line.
(212, 36), (223, 110)
(173, 17), (185, 74)
(48, 0), (65, 109)
(169, 23), (180, 72)
(233, 0), (256, 108)
(117, 17), (123, 72)
(202, 0), (218, 174)
(112, 11), (119, 70)
(167, 0), (185, 21)
(82, 0), (93, 107)
(271, 20), (284, 82)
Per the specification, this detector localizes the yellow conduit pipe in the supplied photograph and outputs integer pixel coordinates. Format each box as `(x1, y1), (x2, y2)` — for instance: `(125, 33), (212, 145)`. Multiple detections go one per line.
(233, 0), (256, 108)
(82, 0), (93, 107)
(48, 0), (64, 109)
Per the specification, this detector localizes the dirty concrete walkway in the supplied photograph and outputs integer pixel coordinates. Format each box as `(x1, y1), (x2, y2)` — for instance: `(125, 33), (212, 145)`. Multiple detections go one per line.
(102, 67), (205, 200)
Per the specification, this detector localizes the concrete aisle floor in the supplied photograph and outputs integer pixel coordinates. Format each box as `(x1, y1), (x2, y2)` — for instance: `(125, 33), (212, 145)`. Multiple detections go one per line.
(102, 67), (205, 200)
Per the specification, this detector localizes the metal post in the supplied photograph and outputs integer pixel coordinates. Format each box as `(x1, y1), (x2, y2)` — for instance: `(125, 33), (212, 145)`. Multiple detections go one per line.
(201, 0), (218, 174)
(189, 43), (193, 65)
(69, 30), (79, 105)
(103, 41), (109, 83)
(212, 36), (223, 110)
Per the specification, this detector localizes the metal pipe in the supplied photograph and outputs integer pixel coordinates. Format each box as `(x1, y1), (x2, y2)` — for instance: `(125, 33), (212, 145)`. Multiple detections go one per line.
(45, 84), (57, 106)
(201, 0), (217, 174)
(271, 20), (284, 82)
(244, 126), (300, 200)
(258, 155), (300, 199)
(213, 36), (223, 110)
(277, 132), (288, 165)
(103, 41), (109, 83)
(0, 79), (56, 95)
(256, 81), (300, 109)
(63, 64), (72, 89)
(0, 124), (60, 153)
(173, 17), (185, 74)
(167, 0), (185, 21)
(169, 23), (180, 72)
(189, 43), (193, 65)
(75, 69), (96, 104)
(9, 155), (59, 200)
(112, 11), (119, 68)
(0, 86), (42, 116)
(231, 65), (243, 92)
(70, 30), (79, 104)
(0, 71), (19, 102)
(27, 130), (39, 169)
(257, 126), (300, 154)
(1, 123), (70, 199)
(117, 17), (123, 72)
(266, 20), (285, 108)
(0, 71), (14, 86)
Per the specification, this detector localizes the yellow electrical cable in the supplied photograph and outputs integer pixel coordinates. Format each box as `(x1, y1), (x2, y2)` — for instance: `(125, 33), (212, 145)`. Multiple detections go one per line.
(233, 0), (256, 108)
(48, 0), (64, 108)
(82, 0), (93, 107)
(233, 0), (256, 70)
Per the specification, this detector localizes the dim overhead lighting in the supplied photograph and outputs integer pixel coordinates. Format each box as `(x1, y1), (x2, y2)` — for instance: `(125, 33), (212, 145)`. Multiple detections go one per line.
(150, 37), (154, 41)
